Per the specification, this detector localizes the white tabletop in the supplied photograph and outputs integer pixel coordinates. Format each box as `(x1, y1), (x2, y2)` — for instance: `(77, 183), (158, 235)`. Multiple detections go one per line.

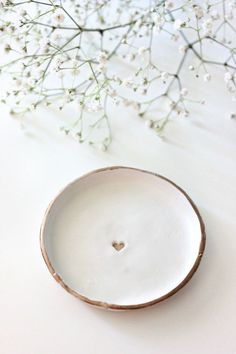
(0, 52), (236, 353)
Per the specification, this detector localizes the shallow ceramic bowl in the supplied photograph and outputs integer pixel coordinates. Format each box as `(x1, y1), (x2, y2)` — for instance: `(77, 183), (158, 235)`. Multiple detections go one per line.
(40, 166), (205, 310)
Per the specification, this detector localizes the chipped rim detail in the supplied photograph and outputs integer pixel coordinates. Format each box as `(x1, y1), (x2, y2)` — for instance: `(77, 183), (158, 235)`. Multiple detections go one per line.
(40, 166), (206, 310)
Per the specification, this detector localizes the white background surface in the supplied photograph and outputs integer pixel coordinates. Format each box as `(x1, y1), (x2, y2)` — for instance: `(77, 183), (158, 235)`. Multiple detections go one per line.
(0, 48), (236, 353)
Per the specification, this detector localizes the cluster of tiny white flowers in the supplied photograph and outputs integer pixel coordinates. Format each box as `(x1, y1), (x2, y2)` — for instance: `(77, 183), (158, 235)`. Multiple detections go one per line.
(97, 51), (108, 72)
(201, 18), (214, 36)
(0, 0), (235, 148)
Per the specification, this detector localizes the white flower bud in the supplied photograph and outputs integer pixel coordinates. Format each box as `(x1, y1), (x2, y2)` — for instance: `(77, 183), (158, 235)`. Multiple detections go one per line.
(138, 46), (146, 56)
(164, 1), (174, 9)
(154, 14), (164, 26)
(161, 72), (168, 81)
(173, 19), (186, 31)
(194, 6), (204, 19)
(180, 88), (188, 97)
(54, 10), (65, 24)
(202, 18), (213, 35)
(178, 45), (187, 54)
(224, 72), (232, 83)
(122, 78), (133, 88)
(203, 73), (211, 82)
(97, 51), (108, 65)
(210, 10), (220, 20)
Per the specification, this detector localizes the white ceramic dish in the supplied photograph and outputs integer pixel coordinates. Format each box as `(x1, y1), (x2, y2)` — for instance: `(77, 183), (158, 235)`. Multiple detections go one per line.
(40, 167), (205, 310)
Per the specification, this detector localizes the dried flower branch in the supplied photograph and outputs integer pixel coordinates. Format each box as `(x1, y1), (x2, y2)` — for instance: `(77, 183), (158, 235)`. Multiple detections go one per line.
(0, 0), (236, 149)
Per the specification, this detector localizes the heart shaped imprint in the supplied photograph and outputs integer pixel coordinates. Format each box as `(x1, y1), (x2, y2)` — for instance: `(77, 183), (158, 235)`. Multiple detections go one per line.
(112, 241), (125, 251)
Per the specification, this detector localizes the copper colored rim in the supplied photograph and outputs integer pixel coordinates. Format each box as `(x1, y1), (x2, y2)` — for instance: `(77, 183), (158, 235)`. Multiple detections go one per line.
(40, 166), (206, 310)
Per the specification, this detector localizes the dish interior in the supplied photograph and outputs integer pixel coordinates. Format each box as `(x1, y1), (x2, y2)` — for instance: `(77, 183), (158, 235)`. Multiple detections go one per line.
(43, 168), (202, 306)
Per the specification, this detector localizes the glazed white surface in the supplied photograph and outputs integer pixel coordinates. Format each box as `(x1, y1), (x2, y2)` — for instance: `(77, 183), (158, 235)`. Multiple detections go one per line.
(43, 168), (202, 305)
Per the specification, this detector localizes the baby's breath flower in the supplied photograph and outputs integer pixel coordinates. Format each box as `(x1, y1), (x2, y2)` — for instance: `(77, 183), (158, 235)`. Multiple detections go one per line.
(53, 58), (63, 72)
(210, 10), (220, 20)
(54, 10), (65, 24)
(127, 53), (135, 62)
(122, 78), (133, 88)
(132, 101), (140, 111)
(180, 88), (188, 97)
(26, 77), (36, 87)
(204, 73), (211, 82)
(161, 72), (168, 81)
(98, 51), (108, 65)
(145, 119), (153, 128)
(153, 121), (160, 129)
(19, 8), (27, 17)
(28, 104), (36, 112)
(97, 63), (106, 73)
(173, 19), (186, 31)
(112, 75), (119, 82)
(0, 0), (235, 149)
(39, 38), (50, 53)
(113, 97), (120, 105)
(138, 47), (146, 56)
(178, 45), (187, 54)
(87, 102), (102, 112)
(15, 79), (22, 87)
(169, 101), (176, 109)
(70, 59), (80, 75)
(171, 34), (179, 41)
(201, 18), (213, 35)
(52, 32), (62, 44)
(224, 72), (232, 83)
(164, 1), (174, 10)
(193, 5), (204, 19)
(154, 14), (164, 32)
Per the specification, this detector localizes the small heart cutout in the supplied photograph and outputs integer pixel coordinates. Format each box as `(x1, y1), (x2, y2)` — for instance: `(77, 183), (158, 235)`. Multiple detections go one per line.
(112, 241), (125, 251)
